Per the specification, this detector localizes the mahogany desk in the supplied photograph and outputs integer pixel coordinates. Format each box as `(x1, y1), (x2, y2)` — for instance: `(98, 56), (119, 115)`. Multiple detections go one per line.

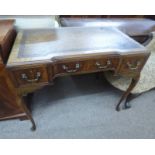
(6, 27), (150, 130)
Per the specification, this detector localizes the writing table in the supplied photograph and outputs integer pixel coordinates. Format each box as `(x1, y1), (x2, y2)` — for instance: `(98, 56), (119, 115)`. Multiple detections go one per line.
(6, 27), (150, 130)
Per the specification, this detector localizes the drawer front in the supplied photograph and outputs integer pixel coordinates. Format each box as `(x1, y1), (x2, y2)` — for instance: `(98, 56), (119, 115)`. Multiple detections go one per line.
(85, 56), (119, 71)
(118, 55), (149, 76)
(11, 67), (49, 86)
(54, 56), (119, 76)
(54, 61), (84, 75)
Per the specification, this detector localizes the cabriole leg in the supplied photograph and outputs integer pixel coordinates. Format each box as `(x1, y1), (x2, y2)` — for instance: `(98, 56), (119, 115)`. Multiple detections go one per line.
(124, 93), (142, 109)
(116, 75), (140, 111)
(19, 99), (36, 131)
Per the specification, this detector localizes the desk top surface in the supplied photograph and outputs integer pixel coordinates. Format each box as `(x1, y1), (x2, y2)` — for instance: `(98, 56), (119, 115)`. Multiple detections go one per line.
(7, 27), (147, 66)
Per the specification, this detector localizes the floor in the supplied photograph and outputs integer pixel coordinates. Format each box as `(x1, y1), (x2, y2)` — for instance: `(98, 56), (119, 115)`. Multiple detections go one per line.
(0, 73), (155, 139)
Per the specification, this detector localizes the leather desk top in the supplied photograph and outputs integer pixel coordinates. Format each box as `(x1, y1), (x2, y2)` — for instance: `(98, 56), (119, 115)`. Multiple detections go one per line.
(7, 27), (147, 67)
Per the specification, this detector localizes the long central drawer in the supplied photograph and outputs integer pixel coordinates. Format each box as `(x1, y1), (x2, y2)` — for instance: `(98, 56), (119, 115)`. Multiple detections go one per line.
(53, 56), (120, 76)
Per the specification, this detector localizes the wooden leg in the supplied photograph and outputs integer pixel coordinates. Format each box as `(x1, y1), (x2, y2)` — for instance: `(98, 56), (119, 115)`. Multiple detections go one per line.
(19, 98), (36, 131)
(24, 93), (34, 112)
(116, 75), (140, 111)
(124, 93), (132, 109)
(124, 93), (142, 109)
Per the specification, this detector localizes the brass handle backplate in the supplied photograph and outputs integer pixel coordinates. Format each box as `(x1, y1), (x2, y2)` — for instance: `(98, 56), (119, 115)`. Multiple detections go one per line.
(21, 72), (41, 82)
(62, 63), (80, 73)
(127, 61), (141, 70)
(96, 60), (111, 69)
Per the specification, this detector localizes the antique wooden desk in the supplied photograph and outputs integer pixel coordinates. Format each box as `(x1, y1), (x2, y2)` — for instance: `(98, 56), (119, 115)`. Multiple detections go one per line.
(6, 27), (150, 130)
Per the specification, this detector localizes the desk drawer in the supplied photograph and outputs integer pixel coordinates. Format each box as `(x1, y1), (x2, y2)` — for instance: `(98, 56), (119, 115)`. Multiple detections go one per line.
(54, 61), (84, 75)
(86, 56), (119, 71)
(11, 66), (49, 86)
(54, 56), (119, 76)
(118, 55), (149, 76)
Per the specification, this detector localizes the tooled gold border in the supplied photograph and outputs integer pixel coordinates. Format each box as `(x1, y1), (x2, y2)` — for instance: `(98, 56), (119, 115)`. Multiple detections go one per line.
(7, 31), (38, 65)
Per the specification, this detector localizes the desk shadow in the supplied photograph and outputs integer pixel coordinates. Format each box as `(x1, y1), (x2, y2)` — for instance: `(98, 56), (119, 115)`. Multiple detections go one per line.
(29, 72), (122, 110)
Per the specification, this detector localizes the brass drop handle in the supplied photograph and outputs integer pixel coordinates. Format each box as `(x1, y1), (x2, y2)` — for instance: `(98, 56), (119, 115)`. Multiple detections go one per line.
(127, 61), (141, 70)
(62, 63), (80, 73)
(96, 60), (111, 69)
(21, 72), (41, 82)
